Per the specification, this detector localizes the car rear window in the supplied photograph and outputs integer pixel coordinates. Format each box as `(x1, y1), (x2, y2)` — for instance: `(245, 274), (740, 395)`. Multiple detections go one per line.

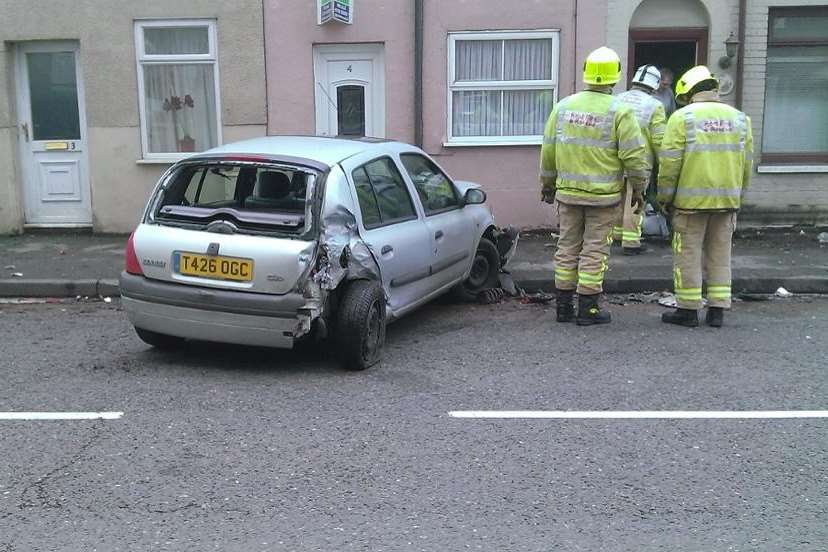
(152, 162), (315, 234)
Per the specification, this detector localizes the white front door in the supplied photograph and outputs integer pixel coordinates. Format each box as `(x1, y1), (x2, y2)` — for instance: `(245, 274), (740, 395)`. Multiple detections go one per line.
(16, 41), (92, 226)
(313, 44), (385, 138)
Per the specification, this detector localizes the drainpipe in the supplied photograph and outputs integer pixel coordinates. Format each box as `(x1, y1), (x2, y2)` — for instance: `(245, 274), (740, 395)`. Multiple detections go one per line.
(735, 0), (746, 109)
(261, 0), (270, 134)
(414, 0), (424, 147)
(572, 0), (579, 93)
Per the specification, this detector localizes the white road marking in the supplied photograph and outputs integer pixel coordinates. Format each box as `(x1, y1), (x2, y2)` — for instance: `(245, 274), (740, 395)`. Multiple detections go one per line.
(0, 412), (123, 420)
(449, 410), (828, 419)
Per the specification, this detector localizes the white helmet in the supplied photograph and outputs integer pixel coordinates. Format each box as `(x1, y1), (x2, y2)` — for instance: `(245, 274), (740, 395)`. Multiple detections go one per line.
(632, 64), (661, 91)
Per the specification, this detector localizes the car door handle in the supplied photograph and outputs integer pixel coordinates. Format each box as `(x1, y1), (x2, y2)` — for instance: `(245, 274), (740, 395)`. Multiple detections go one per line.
(381, 245), (393, 255)
(435, 230), (444, 240)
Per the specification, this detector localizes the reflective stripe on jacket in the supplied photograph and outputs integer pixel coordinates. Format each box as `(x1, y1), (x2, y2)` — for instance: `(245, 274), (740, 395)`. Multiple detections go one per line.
(616, 88), (667, 165)
(657, 99), (753, 211)
(540, 90), (650, 207)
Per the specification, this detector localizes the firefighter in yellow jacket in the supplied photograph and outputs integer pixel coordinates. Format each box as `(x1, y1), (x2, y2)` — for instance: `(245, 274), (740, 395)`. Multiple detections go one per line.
(612, 65), (667, 255)
(657, 66), (753, 327)
(540, 47), (650, 325)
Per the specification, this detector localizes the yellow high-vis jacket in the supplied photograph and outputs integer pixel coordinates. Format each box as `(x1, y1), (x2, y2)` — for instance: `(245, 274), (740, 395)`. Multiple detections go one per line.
(616, 88), (667, 165)
(540, 90), (650, 207)
(657, 97), (753, 211)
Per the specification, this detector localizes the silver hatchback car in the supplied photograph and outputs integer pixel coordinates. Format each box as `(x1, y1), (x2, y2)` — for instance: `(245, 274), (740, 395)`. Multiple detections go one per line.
(121, 136), (513, 369)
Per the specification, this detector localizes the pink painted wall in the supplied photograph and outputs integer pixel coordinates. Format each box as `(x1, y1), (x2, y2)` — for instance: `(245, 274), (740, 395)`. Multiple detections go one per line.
(264, 0), (608, 228)
(264, 0), (415, 140)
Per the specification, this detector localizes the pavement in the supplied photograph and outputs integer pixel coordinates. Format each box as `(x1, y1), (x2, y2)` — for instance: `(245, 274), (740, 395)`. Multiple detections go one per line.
(1, 298), (827, 549)
(0, 228), (827, 297)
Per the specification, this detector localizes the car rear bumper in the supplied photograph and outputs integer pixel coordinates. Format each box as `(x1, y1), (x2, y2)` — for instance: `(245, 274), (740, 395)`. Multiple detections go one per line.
(119, 272), (305, 348)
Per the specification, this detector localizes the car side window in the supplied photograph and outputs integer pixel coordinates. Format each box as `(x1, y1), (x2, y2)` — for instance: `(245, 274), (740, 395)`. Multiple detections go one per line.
(352, 167), (382, 228)
(352, 157), (417, 229)
(364, 158), (417, 223)
(399, 154), (459, 215)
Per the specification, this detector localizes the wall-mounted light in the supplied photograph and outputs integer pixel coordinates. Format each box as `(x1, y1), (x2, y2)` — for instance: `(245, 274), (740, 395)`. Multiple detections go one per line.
(718, 32), (740, 69)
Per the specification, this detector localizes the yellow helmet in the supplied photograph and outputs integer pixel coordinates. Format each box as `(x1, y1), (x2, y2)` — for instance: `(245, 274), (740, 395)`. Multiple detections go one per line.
(583, 47), (622, 86)
(675, 65), (718, 102)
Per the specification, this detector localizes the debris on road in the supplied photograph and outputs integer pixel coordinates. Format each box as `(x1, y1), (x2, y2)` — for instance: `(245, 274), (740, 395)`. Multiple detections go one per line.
(103, 297), (113, 303)
(4, 265), (15, 270)
(478, 288), (506, 304)
(609, 291), (677, 306)
(775, 287), (793, 298)
(658, 293), (678, 308)
(11, 272), (23, 278)
(629, 291), (664, 303)
(521, 292), (555, 304)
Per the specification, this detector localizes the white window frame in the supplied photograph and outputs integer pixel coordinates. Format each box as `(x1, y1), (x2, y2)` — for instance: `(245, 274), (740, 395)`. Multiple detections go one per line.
(134, 19), (222, 162)
(446, 30), (559, 147)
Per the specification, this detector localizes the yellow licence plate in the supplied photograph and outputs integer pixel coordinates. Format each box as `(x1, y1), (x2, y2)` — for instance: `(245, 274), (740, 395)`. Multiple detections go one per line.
(176, 252), (254, 282)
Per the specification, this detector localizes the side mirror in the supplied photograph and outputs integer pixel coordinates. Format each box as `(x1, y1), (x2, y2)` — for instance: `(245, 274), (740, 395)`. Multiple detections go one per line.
(463, 188), (487, 206)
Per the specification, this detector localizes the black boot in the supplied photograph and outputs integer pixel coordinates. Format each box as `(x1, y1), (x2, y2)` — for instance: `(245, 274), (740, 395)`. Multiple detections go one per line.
(705, 307), (724, 327)
(556, 290), (575, 323)
(576, 294), (611, 326)
(661, 308), (699, 327)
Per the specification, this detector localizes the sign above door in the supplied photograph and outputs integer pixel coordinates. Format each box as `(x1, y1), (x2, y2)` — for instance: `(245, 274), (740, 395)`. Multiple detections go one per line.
(318, 0), (353, 25)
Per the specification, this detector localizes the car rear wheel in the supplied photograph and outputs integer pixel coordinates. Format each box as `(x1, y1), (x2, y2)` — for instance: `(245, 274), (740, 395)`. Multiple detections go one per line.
(335, 280), (386, 371)
(134, 327), (184, 350)
(453, 237), (500, 302)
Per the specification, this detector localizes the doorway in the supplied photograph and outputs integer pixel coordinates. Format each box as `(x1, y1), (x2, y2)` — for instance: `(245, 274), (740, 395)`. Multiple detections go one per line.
(15, 41), (92, 226)
(313, 43), (385, 138)
(628, 28), (708, 91)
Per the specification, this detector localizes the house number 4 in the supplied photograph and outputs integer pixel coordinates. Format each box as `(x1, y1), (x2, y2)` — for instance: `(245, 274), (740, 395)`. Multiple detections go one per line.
(346, 65), (353, 72)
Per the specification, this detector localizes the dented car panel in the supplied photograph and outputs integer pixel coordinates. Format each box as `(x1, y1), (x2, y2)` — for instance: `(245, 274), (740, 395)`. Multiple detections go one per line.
(120, 136), (508, 353)
(313, 164), (383, 293)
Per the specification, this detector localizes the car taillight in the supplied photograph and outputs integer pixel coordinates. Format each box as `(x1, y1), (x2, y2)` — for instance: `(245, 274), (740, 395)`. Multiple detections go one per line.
(124, 231), (143, 275)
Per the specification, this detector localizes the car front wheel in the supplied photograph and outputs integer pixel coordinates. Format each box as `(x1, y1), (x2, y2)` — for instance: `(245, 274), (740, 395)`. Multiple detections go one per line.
(453, 237), (500, 302)
(134, 327), (185, 350)
(335, 280), (386, 371)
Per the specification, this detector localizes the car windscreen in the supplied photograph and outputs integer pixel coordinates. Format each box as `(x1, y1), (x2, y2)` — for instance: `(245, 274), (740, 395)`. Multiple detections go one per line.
(152, 162), (315, 234)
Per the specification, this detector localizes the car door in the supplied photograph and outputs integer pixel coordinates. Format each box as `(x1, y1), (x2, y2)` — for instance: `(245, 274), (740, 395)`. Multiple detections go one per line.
(348, 156), (433, 314)
(398, 153), (477, 290)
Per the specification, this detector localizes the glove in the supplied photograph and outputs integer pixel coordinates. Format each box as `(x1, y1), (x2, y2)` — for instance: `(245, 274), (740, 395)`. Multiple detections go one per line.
(541, 186), (556, 204)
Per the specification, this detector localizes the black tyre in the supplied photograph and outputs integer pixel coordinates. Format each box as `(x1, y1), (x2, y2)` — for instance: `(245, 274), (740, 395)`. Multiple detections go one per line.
(134, 327), (184, 350)
(453, 237), (500, 302)
(335, 280), (386, 371)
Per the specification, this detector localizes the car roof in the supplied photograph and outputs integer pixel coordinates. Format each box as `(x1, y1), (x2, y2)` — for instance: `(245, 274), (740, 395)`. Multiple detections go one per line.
(199, 136), (406, 167)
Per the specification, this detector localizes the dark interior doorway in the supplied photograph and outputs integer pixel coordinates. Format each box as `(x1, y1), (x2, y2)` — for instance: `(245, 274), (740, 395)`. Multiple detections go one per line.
(628, 28), (708, 91)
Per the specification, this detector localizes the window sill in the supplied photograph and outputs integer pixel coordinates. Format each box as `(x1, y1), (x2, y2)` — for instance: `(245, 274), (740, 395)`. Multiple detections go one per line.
(757, 164), (828, 174)
(136, 154), (200, 165)
(443, 140), (543, 148)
